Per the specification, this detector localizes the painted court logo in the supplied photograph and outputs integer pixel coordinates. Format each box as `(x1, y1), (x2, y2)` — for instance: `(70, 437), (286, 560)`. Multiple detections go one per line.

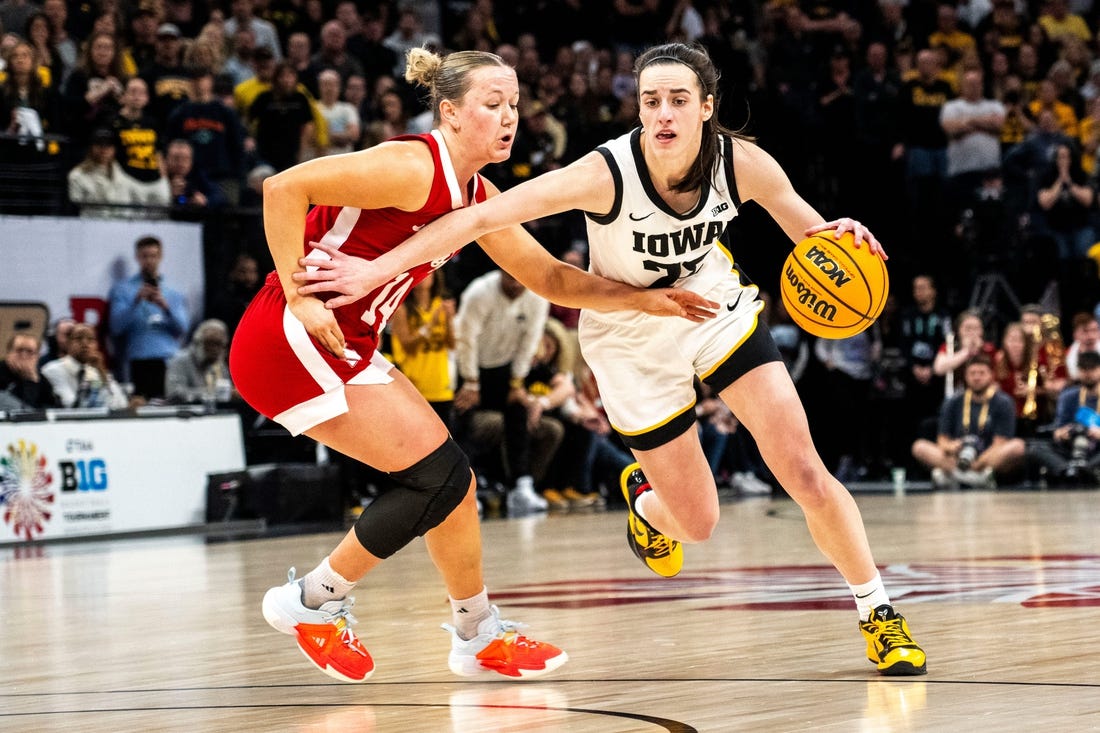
(493, 556), (1100, 610)
(0, 440), (56, 540)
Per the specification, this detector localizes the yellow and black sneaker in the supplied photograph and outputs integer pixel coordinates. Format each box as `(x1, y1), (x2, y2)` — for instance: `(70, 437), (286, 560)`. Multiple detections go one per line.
(859, 604), (927, 676)
(619, 463), (683, 578)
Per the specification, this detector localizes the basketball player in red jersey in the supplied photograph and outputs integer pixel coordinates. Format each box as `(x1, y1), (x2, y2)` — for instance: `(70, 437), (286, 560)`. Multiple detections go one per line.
(294, 43), (926, 677)
(228, 47), (717, 683)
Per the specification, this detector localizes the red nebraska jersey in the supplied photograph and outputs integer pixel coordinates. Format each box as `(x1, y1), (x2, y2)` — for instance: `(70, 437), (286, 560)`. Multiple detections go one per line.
(230, 130), (486, 429)
(303, 129), (485, 357)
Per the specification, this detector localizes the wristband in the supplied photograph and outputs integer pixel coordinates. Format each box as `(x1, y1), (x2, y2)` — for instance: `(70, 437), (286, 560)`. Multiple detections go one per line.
(461, 381), (480, 391)
(510, 377), (526, 390)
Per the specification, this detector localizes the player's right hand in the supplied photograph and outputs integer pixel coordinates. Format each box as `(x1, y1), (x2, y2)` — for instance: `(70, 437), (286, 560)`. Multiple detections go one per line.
(289, 296), (345, 359)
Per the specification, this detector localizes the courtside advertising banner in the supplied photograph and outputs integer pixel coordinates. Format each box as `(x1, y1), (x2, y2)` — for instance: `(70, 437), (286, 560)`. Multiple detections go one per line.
(0, 414), (244, 542)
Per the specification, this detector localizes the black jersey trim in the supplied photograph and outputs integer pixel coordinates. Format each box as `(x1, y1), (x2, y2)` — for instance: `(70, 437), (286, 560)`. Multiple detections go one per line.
(632, 127), (711, 220)
(616, 405), (698, 451)
(722, 134), (742, 209)
(586, 146), (624, 225)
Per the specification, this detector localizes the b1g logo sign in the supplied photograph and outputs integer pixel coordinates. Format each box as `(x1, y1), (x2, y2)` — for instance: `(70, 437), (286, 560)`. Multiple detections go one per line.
(58, 458), (109, 492)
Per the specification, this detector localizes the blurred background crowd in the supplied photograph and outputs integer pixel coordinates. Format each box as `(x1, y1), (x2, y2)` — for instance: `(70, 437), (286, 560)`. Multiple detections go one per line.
(3, 0), (1100, 516)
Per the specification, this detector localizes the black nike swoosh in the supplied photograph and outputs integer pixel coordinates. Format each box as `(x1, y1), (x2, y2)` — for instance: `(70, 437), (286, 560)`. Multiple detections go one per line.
(726, 292), (742, 312)
(629, 212), (655, 221)
(854, 590), (875, 598)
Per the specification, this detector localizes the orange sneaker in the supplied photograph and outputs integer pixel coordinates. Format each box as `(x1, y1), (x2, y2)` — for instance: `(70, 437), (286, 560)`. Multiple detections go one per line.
(444, 606), (568, 679)
(262, 568), (374, 682)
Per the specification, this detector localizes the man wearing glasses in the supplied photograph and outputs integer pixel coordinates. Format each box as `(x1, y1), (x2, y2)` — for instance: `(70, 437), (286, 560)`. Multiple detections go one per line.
(1, 333), (59, 410)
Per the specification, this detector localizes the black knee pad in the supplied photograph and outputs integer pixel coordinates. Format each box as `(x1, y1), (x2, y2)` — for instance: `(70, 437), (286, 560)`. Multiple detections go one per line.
(352, 438), (472, 558)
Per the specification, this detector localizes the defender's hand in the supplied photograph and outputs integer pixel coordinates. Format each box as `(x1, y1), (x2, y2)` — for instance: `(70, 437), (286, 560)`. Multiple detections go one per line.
(643, 289), (719, 322)
(293, 240), (381, 308)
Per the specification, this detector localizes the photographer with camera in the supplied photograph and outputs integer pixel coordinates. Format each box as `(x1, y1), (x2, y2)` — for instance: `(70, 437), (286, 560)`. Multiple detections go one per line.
(912, 353), (1027, 488)
(107, 235), (190, 401)
(1026, 350), (1100, 485)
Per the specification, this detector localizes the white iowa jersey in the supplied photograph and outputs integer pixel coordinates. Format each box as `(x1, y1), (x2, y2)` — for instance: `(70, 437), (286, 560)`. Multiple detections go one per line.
(585, 128), (745, 302)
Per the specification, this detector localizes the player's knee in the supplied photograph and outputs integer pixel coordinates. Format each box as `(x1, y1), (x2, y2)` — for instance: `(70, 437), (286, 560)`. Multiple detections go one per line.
(351, 438), (471, 558)
(679, 510), (719, 543)
(390, 437), (472, 534)
(663, 489), (719, 543)
(780, 460), (834, 510)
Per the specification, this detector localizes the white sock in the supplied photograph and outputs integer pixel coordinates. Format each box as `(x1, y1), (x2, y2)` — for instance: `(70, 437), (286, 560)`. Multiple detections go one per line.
(302, 556), (356, 609)
(634, 489), (656, 527)
(849, 573), (891, 621)
(450, 586), (492, 640)
(515, 475), (534, 493)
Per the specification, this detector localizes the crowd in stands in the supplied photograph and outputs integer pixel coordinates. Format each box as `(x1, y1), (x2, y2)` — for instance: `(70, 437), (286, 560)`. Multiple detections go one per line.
(4, 0), (1100, 514)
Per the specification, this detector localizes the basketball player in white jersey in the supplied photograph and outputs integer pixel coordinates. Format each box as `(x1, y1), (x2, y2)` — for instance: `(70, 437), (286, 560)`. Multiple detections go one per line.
(295, 42), (926, 676)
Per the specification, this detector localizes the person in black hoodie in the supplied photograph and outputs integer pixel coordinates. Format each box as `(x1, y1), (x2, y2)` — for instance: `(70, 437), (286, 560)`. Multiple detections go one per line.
(166, 68), (247, 205)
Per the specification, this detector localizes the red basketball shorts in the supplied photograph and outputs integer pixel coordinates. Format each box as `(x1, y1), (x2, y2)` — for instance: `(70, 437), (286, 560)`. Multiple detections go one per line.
(229, 281), (394, 436)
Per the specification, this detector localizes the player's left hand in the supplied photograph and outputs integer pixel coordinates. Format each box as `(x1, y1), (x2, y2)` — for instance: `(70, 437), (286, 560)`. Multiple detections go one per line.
(643, 289), (719, 322)
(805, 218), (888, 260)
(293, 240), (381, 308)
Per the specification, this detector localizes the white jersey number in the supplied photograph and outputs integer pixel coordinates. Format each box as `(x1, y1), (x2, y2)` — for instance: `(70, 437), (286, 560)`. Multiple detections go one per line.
(362, 272), (414, 331)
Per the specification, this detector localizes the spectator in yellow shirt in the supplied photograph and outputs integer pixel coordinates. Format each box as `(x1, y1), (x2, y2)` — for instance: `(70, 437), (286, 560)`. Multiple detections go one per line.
(1039, 0), (1093, 47)
(1029, 78), (1079, 137)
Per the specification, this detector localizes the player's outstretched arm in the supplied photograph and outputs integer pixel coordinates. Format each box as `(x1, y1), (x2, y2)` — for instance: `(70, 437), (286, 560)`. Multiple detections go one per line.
(295, 152), (717, 319)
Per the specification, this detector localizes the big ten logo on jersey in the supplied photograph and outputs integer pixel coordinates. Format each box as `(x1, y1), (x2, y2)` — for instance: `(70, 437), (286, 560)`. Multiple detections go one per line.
(58, 438), (108, 492)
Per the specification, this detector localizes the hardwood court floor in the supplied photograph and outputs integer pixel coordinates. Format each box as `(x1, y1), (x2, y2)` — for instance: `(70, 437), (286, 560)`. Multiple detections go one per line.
(2, 489), (1099, 732)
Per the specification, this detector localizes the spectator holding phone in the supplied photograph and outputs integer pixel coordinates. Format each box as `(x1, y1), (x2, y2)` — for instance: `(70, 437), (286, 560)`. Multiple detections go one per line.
(107, 235), (189, 400)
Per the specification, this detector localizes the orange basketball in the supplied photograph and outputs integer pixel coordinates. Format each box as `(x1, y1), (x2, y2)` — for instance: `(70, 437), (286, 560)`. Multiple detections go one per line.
(779, 230), (889, 339)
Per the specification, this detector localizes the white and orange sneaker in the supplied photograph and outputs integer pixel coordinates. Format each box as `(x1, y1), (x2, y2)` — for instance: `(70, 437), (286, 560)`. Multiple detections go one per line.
(262, 568), (374, 682)
(443, 606), (568, 679)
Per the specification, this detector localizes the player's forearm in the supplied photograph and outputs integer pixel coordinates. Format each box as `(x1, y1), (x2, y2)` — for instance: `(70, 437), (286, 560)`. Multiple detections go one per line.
(534, 262), (649, 313)
(263, 174), (311, 304)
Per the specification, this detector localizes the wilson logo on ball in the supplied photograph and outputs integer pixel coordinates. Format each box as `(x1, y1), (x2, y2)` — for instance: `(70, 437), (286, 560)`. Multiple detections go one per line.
(784, 264), (839, 322)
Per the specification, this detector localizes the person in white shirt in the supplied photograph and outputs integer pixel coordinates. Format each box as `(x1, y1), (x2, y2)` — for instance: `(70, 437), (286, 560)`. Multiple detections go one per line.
(940, 68), (1006, 209)
(1066, 311), (1100, 381)
(223, 0), (281, 61)
(454, 269), (551, 514)
(41, 323), (129, 409)
(315, 69), (360, 155)
(67, 128), (148, 217)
